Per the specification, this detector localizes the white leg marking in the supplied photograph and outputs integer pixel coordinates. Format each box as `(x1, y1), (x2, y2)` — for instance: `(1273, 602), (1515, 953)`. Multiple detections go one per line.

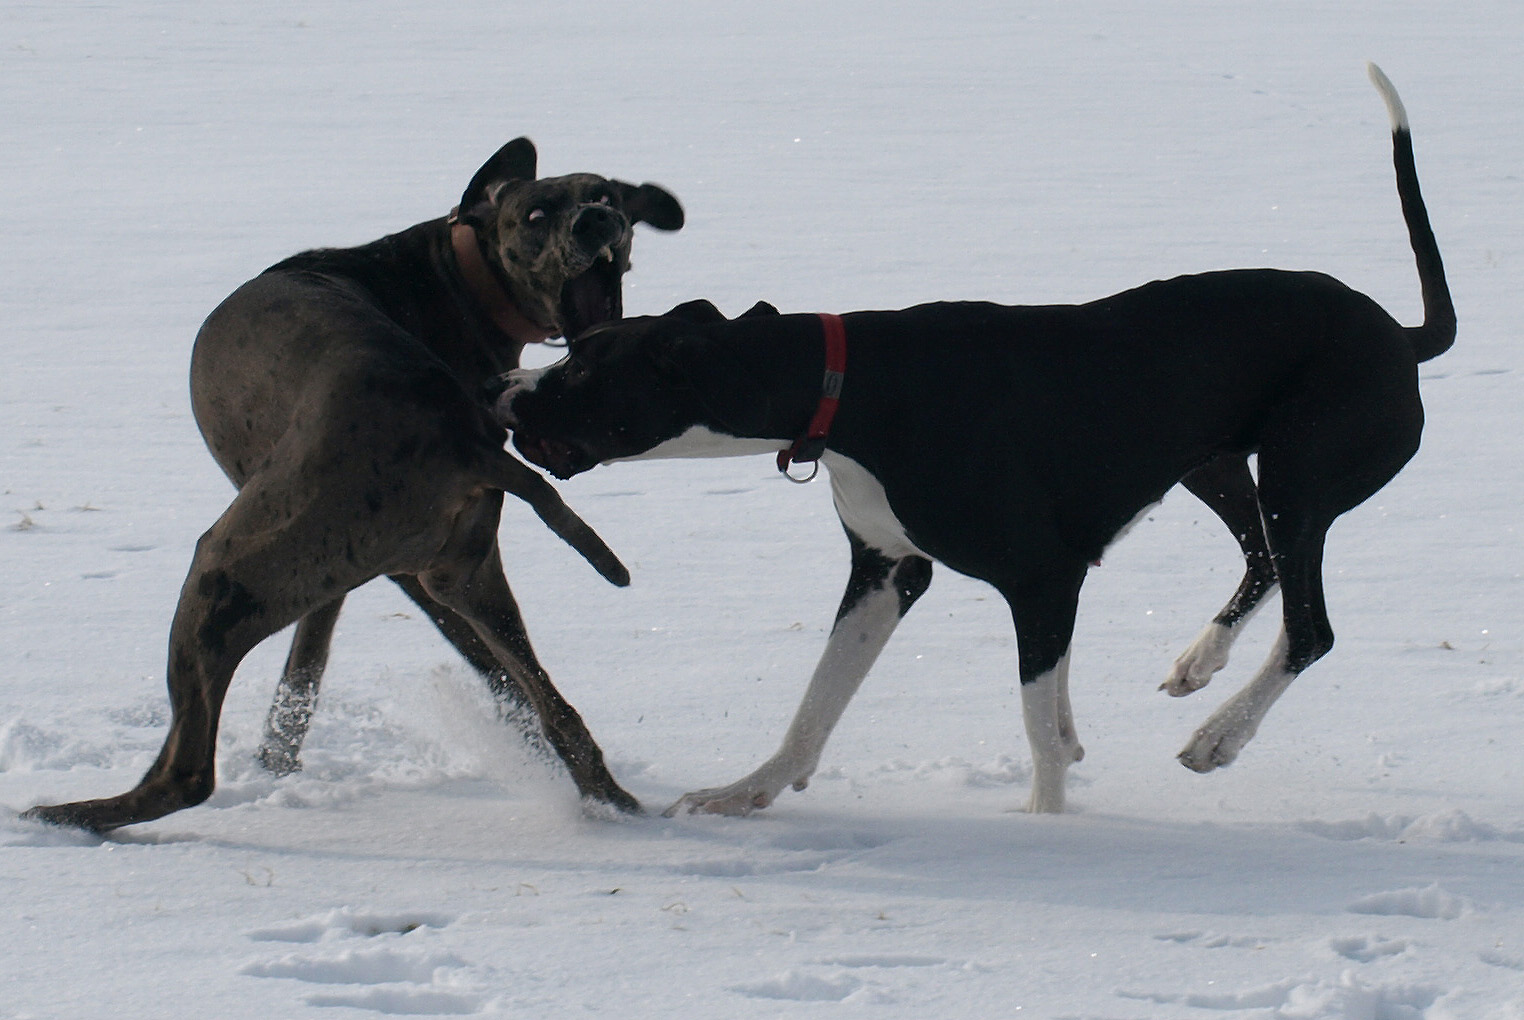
(1022, 651), (1082, 814)
(1177, 628), (1296, 773)
(1056, 657), (1084, 765)
(664, 454), (922, 817)
(1164, 622), (1235, 696)
(1163, 599), (1270, 697)
(664, 574), (909, 817)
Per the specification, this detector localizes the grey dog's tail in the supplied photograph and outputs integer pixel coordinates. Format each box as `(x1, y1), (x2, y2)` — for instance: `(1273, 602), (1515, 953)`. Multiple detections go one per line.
(1368, 63), (1455, 363)
(479, 448), (631, 587)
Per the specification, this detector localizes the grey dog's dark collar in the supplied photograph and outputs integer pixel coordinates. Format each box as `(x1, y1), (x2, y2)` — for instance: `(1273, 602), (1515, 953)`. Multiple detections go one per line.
(447, 207), (558, 348)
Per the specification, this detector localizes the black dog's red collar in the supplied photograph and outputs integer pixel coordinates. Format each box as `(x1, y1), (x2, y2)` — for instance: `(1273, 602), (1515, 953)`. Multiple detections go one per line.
(777, 313), (847, 482)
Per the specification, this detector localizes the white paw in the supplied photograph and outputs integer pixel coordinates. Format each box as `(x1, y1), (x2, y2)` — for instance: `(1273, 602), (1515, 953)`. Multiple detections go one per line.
(1162, 622), (1234, 697)
(663, 784), (777, 818)
(1023, 755), (1073, 814)
(662, 763), (809, 818)
(1025, 783), (1067, 814)
(1177, 720), (1251, 773)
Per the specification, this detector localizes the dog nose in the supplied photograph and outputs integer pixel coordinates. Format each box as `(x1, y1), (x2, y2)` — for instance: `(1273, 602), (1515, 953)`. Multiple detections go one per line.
(572, 204), (624, 250)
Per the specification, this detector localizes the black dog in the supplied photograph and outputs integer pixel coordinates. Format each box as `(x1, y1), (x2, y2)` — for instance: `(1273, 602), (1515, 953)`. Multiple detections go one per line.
(26, 139), (681, 832)
(497, 67), (1452, 815)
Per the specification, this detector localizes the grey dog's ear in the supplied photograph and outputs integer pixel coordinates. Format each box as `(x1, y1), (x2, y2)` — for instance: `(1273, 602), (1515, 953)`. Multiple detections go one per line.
(457, 138), (538, 226)
(611, 180), (684, 231)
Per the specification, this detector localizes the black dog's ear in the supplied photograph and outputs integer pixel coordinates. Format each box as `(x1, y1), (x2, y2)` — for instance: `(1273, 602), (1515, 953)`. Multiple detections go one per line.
(664, 299), (727, 324)
(650, 328), (769, 437)
(612, 180), (684, 231)
(740, 301), (780, 318)
(457, 138), (538, 225)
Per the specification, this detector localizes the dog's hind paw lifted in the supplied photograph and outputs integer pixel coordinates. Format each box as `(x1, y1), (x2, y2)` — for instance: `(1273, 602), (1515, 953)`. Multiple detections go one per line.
(1178, 635), (1295, 773)
(1176, 722), (1250, 774)
(1162, 622), (1235, 697)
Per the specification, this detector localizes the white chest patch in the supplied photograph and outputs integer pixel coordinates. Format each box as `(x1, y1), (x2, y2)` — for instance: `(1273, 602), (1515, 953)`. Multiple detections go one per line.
(611, 424), (785, 463)
(611, 434), (924, 560)
(822, 452), (925, 559)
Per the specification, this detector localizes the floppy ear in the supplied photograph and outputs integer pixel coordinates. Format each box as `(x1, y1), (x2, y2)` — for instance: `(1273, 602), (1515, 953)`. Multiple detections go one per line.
(740, 300), (780, 318)
(457, 138), (538, 226)
(651, 327), (769, 437)
(612, 180), (684, 231)
(664, 299), (727, 324)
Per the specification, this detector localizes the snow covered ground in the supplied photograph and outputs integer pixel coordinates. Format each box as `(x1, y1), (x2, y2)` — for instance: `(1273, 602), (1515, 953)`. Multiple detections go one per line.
(3, 2), (1522, 1016)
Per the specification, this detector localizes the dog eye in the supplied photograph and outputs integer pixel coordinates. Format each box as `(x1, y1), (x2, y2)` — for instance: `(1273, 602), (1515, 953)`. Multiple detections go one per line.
(526, 208), (547, 224)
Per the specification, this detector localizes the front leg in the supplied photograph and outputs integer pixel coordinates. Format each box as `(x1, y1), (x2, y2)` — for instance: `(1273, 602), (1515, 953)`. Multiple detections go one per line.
(666, 534), (932, 817)
(421, 492), (640, 813)
(1020, 650), (1084, 813)
(1005, 567), (1088, 813)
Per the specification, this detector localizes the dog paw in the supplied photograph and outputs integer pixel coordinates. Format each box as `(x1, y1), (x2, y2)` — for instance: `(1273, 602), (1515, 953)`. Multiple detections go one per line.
(18, 803), (100, 834)
(578, 780), (643, 817)
(1162, 623), (1234, 697)
(255, 744), (303, 777)
(663, 785), (777, 818)
(1024, 788), (1067, 814)
(663, 758), (814, 818)
(19, 800), (120, 835)
(1023, 754), (1075, 813)
(1161, 672), (1211, 698)
(1176, 725), (1248, 773)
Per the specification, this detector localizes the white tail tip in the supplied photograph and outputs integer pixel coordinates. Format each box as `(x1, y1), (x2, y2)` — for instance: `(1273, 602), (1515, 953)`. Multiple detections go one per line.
(1367, 62), (1410, 132)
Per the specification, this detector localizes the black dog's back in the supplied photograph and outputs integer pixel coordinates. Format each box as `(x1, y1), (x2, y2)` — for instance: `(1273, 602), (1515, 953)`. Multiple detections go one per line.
(817, 267), (1418, 566)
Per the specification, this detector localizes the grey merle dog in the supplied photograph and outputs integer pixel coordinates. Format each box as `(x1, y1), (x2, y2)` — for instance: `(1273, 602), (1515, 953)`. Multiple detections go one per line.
(497, 67), (1452, 816)
(26, 139), (682, 832)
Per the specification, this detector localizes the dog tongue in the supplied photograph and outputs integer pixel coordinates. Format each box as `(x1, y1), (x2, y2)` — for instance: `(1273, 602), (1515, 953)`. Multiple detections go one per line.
(560, 266), (620, 340)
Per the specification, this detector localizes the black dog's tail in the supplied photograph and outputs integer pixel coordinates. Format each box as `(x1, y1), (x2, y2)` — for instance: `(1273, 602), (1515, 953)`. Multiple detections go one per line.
(1368, 62), (1455, 363)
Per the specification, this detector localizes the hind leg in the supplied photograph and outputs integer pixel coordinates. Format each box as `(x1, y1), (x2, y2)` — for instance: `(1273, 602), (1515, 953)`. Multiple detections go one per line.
(25, 480), (370, 831)
(418, 490), (638, 813)
(1177, 522), (1330, 772)
(387, 575), (550, 753)
(256, 597), (345, 776)
(1165, 455), (1278, 696)
(254, 577), (549, 777)
(1177, 393), (1422, 772)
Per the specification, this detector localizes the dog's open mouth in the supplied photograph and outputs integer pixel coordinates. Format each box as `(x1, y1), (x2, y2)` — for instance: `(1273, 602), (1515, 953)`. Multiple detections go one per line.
(558, 255), (622, 341)
(512, 432), (590, 480)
